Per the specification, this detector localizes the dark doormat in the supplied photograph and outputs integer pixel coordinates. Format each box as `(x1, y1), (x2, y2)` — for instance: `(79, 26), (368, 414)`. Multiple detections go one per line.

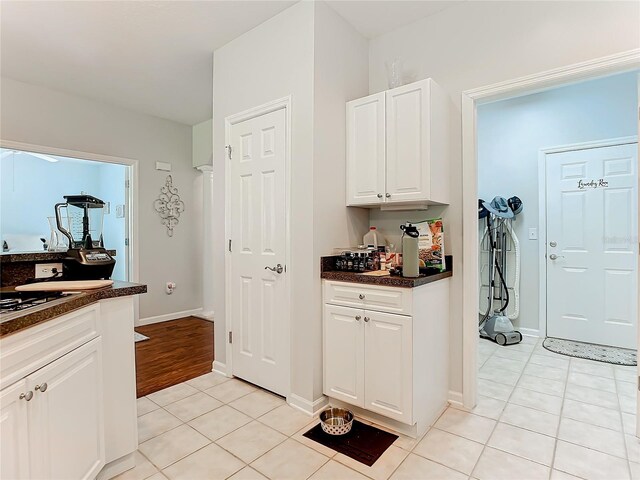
(303, 420), (398, 467)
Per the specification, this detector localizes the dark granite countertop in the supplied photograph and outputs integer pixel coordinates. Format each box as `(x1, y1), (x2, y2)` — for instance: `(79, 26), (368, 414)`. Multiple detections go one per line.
(321, 255), (453, 288)
(0, 281), (146, 337)
(1, 250), (116, 263)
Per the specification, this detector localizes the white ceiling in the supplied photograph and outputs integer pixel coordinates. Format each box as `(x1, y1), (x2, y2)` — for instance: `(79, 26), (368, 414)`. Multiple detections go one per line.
(1, 1), (460, 126)
(326, 1), (462, 39)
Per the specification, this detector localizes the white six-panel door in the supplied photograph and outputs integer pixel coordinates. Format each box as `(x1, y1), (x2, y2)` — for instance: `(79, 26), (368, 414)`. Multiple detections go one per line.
(230, 107), (288, 397)
(546, 143), (638, 349)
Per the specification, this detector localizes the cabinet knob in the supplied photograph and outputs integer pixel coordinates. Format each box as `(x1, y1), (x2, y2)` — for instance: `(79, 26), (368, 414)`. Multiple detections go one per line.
(35, 383), (48, 393)
(385, 193), (391, 198)
(364, 317), (370, 323)
(355, 315), (361, 321)
(358, 294), (365, 300)
(377, 193), (383, 199)
(19, 391), (33, 401)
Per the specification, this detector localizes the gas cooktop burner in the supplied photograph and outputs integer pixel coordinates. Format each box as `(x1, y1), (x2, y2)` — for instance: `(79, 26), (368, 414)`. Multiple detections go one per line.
(0, 291), (73, 313)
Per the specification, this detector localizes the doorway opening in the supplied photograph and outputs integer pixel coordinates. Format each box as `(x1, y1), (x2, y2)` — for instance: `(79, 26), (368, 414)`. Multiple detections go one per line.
(467, 65), (640, 462)
(0, 146), (134, 281)
(477, 71), (638, 348)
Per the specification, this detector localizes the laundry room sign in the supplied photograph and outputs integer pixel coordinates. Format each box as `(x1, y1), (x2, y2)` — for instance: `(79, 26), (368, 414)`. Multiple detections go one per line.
(577, 179), (609, 189)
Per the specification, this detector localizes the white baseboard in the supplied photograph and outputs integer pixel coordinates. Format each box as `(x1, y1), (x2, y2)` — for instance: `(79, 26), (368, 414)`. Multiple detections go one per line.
(194, 310), (214, 322)
(519, 327), (540, 338)
(136, 308), (204, 327)
(287, 393), (328, 416)
(212, 360), (228, 376)
(448, 390), (464, 407)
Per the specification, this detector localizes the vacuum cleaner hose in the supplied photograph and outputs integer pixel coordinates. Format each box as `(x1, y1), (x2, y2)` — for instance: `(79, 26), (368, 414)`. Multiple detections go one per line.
(494, 258), (510, 313)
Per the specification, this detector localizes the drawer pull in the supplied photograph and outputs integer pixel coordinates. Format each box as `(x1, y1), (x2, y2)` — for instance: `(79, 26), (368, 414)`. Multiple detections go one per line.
(19, 391), (33, 401)
(358, 294), (365, 300)
(35, 383), (48, 393)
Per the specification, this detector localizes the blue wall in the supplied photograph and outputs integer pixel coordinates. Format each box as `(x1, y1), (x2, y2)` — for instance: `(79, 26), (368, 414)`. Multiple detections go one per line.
(1, 150), (128, 280)
(477, 71), (638, 331)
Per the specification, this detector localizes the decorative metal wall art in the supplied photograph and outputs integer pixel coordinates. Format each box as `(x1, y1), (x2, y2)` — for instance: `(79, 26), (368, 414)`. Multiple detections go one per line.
(154, 175), (185, 237)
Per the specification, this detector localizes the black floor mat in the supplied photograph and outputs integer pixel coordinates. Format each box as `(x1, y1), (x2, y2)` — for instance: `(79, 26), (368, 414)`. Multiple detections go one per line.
(303, 420), (398, 467)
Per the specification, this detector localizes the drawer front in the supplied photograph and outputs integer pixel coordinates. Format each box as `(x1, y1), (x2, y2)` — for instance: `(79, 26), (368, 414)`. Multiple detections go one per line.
(0, 304), (100, 389)
(324, 281), (412, 315)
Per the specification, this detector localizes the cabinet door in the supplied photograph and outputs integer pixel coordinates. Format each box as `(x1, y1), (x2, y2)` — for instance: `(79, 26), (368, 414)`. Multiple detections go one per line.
(28, 337), (104, 480)
(386, 80), (431, 203)
(323, 304), (365, 407)
(1, 380), (30, 480)
(346, 92), (386, 206)
(364, 310), (412, 424)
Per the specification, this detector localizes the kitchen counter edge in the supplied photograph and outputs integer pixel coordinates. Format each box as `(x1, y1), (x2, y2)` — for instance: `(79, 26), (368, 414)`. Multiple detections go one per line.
(320, 255), (453, 288)
(0, 281), (147, 337)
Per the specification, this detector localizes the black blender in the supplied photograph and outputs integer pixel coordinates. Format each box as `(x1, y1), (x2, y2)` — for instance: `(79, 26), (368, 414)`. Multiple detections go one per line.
(55, 195), (116, 280)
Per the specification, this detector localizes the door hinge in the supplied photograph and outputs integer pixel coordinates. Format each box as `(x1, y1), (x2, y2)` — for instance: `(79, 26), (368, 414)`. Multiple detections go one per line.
(124, 238), (129, 246)
(125, 179), (130, 189)
(229, 331), (233, 344)
(226, 145), (232, 160)
(228, 239), (232, 252)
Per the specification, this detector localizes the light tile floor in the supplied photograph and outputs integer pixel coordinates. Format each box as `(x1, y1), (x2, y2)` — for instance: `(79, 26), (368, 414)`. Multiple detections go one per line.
(117, 337), (638, 480)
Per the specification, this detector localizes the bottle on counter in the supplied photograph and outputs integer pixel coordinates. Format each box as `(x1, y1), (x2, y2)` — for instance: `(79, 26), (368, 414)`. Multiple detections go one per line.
(363, 226), (386, 249)
(400, 222), (420, 278)
(365, 253), (374, 271)
(346, 253), (354, 271)
(358, 253), (366, 272)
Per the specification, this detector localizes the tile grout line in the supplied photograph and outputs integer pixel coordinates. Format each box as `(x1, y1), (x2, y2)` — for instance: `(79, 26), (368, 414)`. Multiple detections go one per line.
(469, 340), (537, 478)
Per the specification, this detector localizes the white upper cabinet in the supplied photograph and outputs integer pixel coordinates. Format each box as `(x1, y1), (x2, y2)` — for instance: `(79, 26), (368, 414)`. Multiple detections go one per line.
(346, 92), (386, 205)
(346, 78), (450, 207)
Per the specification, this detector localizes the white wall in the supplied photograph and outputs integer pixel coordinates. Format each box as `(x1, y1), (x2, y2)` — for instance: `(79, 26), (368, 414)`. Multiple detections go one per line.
(212, 1), (316, 399)
(368, 0), (640, 395)
(212, 0), (369, 405)
(478, 71), (638, 332)
(312, 1), (370, 400)
(0, 77), (203, 319)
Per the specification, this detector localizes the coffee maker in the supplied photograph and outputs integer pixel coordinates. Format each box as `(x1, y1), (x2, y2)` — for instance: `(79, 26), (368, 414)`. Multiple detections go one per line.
(55, 195), (116, 280)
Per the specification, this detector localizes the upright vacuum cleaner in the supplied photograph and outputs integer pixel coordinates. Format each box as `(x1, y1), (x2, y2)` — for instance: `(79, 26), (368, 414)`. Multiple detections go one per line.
(478, 196), (523, 346)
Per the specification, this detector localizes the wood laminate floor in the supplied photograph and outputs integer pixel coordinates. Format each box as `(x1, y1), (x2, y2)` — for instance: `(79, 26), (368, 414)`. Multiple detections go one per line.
(135, 316), (214, 398)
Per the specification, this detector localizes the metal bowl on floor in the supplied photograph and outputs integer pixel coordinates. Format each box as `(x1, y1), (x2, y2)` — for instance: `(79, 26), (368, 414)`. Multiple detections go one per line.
(319, 407), (354, 435)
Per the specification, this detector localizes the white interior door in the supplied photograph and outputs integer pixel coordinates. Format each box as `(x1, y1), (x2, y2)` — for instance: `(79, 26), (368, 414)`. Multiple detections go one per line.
(230, 107), (288, 397)
(546, 143), (638, 349)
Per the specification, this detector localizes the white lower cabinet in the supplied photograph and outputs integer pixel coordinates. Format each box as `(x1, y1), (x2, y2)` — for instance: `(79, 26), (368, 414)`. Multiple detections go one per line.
(323, 279), (450, 436)
(363, 310), (412, 424)
(0, 297), (137, 480)
(324, 304), (412, 425)
(1, 379), (30, 480)
(323, 305), (365, 407)
(0, 338), (104, 480)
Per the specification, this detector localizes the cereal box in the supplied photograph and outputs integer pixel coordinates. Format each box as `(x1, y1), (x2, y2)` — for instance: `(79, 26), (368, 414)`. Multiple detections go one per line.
(414, 218), (445, 272)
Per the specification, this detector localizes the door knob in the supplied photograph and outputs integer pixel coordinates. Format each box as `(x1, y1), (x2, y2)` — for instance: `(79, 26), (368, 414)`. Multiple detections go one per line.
(364, 317), (370, 323)
(385, 193), (391, 198)
(358, 294), (365, 300)
(549, 241), (557, 247)
(377, 193), (383, 199)
(549, 254), (564, 260)
(265, 264), (284, 274)
(35, 383), (48, 393)
(355, 315), (361, 321)
(19, 391), (33, 401)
